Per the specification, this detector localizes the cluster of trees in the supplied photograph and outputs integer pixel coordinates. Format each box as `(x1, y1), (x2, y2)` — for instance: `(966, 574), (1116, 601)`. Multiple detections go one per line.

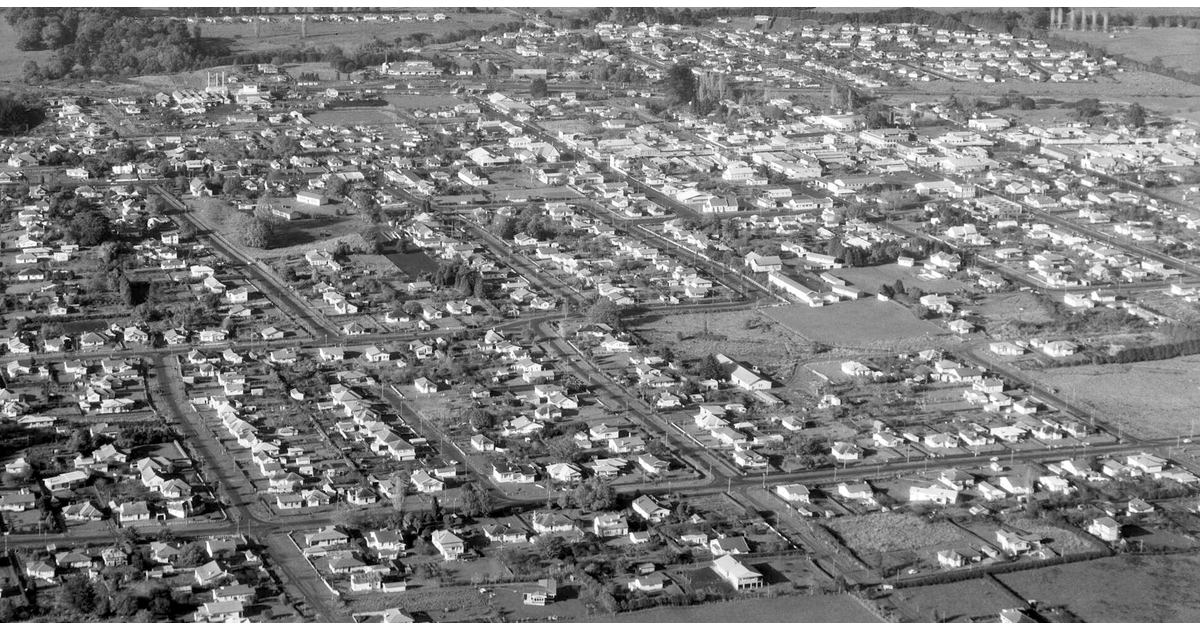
(491, 206), (560, 241)
(0, 92), (45, 135)
(10, 9), (230, 82)
(1088, 335), (1200, 365)
(826, 237), (908, 268)
(585, 297), (626, 329)
(197, 198), (276, 249)
(431, 261), (487, 299)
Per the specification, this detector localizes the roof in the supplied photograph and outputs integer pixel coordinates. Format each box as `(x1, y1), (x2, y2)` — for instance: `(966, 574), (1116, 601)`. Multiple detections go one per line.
(712, 554), (761, 579)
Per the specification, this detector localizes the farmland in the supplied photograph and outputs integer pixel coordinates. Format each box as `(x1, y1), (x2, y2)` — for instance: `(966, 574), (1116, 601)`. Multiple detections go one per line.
(1026, 355), (1200, 439)
(826, 512), (964, 556)
(201, 11), (516, 56)
(764, 300), (948, 350)
(610, 594), (881, 623)
(997, 555), (1200, 622)
(1055, 27), (1200, 72)
(891, 578), (1027, 622)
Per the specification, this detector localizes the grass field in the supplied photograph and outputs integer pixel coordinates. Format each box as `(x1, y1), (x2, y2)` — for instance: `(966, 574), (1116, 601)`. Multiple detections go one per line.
(888, 70), (1200, 115)
(309, 109), (399, 126)
(764, 300), (948, 350)
(636, 309), (810, 377)
(611, 594), (880, 623)
(826, 512), (964, 556)
(1055, 27), (1200, 72)
(894, 578), (1026, 622)
(203, 11), (514, 56)
(383, 94), (466, 110)
(1026, 355), (1200, 439)
(0, 13), (52, 82)
(831, 263), (971, 296)
(997, 554), (1200, 622)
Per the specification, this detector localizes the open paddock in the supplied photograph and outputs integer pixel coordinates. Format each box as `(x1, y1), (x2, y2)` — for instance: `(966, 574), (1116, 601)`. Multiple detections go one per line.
(997, 554), (1200, 622)
(612, 593), (880, 623)
(1026, 355), (1200, 439)
(765, 300), (948, 350)
(892, 577), (1026, 623)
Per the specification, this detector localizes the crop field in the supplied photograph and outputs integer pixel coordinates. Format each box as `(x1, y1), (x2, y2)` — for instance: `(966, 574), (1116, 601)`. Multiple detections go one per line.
(997, 554), (1200, 622)
(826, 512), (963, 556)
(1026, 355), (1200, 439)
(611, 594), (880, 624)
(1055, 27), (1200, 72)
(892, 578), (1026, 622)
(764, 300), (948, 350)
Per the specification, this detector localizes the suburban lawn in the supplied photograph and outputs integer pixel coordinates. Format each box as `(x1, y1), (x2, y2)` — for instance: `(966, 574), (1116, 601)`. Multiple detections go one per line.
(997, 554), (1200, 622)
(609, 593), (880, 623)
(1025, 355), (1200, 439)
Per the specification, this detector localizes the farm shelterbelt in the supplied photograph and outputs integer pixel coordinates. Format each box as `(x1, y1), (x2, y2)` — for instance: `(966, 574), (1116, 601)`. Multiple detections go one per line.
(2, 5), (1200, 624)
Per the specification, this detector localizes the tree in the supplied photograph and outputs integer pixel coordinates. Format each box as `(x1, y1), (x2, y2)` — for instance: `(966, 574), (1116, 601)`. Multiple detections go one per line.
(572, 477), (616, 511)
(459, 482), (493, 517)
(175, 541), (210, 568)
(697, 354), (725, 381)
(665, 63), (696, 106)
(229, 213), (274, 249)
(56, 574), (101, 616)
(67, 209), (112, 246)
(530, 77), (548, 99)
(1126, 102), (1146, 128)
(586, 297), (625, 328)
(325, 177), (349, 199)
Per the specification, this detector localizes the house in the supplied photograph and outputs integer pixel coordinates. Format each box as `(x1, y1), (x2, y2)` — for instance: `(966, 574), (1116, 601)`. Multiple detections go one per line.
(631, 495), (670, 523)
(194, 560), (230, 586)
(838, 482), (873, 501)
(1087, 516), (1121, 542)
(194, 601), (244, 623)
(470, 434), (495, 452)
(593, 512), (629, 537)
(492, 462), (537, 484)
(523, 578), (557, 606)
(431, 530), (465, 560)
(213, 583), (257, 604)
(710, 536), (751, 556)
(775, 483), (810, 503)
(305, 526), (351, 548)
(410, 470), (445, 494)
(910, 484), (959, 505)
(831, 441), (862, 462)
(414, 377), (439, 394)
(712, 554), (762, 590)
(995, 529), (1040, 555)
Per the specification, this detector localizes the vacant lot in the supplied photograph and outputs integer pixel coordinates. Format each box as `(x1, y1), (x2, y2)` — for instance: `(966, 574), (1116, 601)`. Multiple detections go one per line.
(1027, 355), (1200, 439)
(998, 554), (1200, 622)
(637, 309), (809, 376)
(1056, 27), (1200, 72)
(612, 593), (880, 623)
(894, 578), (1026, 622)
(826, 512), (963, 556)
(973, 291), (1055, 336)
(764, 300), (947, 351)
(309, 109), (398, 126)
(383, 94), (466, 110)
(832, 262), (971, 296)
